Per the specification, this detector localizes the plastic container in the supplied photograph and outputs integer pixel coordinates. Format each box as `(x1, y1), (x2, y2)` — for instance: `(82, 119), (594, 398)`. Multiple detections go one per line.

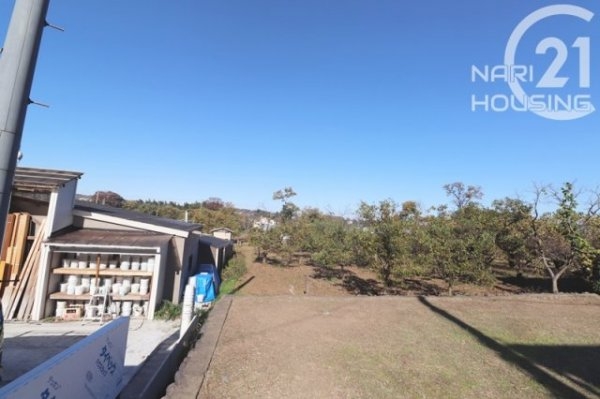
(147, 257), (155, 273)
(131, 283), (140, 294)
(122, 301), (132, 316)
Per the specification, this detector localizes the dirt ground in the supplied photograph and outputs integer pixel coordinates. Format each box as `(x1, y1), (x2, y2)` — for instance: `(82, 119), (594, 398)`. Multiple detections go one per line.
(200, 295), (600, 399)
(197, 247), (600, 398)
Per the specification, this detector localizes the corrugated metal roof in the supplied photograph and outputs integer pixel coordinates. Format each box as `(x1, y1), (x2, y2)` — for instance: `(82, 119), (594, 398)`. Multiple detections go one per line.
(47, 227), (172, 248)
(198, 234), (232, 249)
(74, 201), (203, 232)
(13, 167), (83, 193)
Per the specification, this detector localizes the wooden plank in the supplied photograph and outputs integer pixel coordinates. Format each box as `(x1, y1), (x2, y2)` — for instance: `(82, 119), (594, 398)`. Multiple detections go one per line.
(52, 268), (153, 277)
(21, 218), (46, 320)
(15, 244), (40, 320)
(0, 260), (5, 297)
(9, 213), (31, 281)
(49, 292), (150, 301)
(14, 213), (31, 277)
(5, 213), (19, 270)
(9, 219), (44, 320)
(1, 213), (23, 305)
(20, 235), (42, 319)
(0, 213), (16, 261)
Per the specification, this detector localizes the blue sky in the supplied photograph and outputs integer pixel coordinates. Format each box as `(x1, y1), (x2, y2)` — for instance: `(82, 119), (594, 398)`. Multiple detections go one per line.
(1, 0), (599, 214)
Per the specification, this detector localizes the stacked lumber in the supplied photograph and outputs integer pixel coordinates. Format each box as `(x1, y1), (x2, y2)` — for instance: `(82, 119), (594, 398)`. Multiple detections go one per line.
(0, 213), (31, 293)
(1, 213), (45, 320)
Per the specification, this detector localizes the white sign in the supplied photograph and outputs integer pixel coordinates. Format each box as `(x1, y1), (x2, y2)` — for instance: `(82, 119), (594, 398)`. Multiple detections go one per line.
(0, 317), (130, 399)
(471, 4), (595, 120)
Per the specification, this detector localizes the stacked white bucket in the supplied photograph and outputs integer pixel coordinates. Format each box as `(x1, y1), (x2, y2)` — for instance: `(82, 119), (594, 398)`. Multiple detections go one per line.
(140, 278), (149, 295)
(122, 301), (133, 317)
(55, 301), (67, 318)
(58, 254), (155, 317)
(180, 279), (195, 337)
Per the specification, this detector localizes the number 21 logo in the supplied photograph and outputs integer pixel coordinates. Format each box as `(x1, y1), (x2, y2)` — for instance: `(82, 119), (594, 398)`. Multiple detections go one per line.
(505, 4), (594, 120)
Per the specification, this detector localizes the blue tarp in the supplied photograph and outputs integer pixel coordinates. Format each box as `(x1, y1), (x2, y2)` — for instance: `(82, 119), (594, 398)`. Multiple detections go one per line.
(195, 273), (216, 303)
(199, 263), (220, 292)
(195, 264), (220, 304)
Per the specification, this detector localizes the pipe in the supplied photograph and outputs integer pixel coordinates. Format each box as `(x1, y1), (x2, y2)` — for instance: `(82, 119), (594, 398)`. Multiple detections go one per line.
(0, 0), (50, 247)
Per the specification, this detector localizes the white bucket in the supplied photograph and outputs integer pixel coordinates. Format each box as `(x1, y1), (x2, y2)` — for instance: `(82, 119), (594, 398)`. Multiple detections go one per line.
(75, 285), (85, 295)
(122, 301), (132, 316)
(140, 286), (148, 295)
(112, 283), (121, 295)
(81, 277), (91, 287)
(67, 284), (76, 295)
(62, 258), (70, 268)
(120, 261), (130, 271)
(110, 302), (120, 315)
(147, 257), (155, 273)
(119, 285), (129, 296)
(131, 283), (140, 294)
(56, 301), (67, 309)
(109, 260), (117, 269)
(85, 305), (97, 318)
(132, 303), (143, 317)
(70, 260), (78, 268)
(60, 283), (68, 293)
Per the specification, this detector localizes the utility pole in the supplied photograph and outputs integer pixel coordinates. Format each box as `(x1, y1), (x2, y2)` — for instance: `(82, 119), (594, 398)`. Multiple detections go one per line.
(0, 0), (50, 246)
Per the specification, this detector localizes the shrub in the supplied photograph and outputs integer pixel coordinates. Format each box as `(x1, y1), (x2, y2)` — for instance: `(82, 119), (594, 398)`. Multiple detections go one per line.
(222, 255), (247, 282)
(154, 300), (182, 320)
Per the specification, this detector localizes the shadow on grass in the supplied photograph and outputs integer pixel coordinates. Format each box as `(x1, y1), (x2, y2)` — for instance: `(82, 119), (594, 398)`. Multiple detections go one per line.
(497, 276), (589, 294)
(396, 278), (442, 296)
(509, 344), (600, 397)
(418, 296), (596, 399)
(228, 276), (255, 295)
(311, 267), (382, 296)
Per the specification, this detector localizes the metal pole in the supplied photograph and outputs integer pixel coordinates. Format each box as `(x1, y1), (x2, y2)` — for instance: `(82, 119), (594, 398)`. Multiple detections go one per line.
(0, 0), (50, 246)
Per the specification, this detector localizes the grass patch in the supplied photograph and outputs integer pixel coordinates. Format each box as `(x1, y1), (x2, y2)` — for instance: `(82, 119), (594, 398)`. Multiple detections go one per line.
(154, 300), (182, 320)
(218, 253), (248, 297)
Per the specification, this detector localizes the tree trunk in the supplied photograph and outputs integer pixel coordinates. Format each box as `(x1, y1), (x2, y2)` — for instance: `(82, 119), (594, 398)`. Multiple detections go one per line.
(552, 275), (559, 294)
(550, 265), (570, 294)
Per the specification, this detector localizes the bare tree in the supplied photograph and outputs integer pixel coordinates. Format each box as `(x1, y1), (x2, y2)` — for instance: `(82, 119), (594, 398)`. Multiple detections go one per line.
(443, 182), (483, 210)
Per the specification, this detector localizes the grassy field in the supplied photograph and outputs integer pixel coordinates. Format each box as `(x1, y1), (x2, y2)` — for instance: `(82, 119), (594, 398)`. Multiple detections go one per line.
(201, 294), (600, 398)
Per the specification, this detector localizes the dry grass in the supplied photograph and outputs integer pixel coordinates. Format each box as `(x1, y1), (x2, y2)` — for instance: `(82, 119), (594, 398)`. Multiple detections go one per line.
(201, 294), (600, 398)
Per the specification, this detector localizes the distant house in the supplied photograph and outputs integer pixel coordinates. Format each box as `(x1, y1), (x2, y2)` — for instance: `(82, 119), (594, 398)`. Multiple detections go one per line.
(210, 227), (233, 241)
(253, 217), (276, 231)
